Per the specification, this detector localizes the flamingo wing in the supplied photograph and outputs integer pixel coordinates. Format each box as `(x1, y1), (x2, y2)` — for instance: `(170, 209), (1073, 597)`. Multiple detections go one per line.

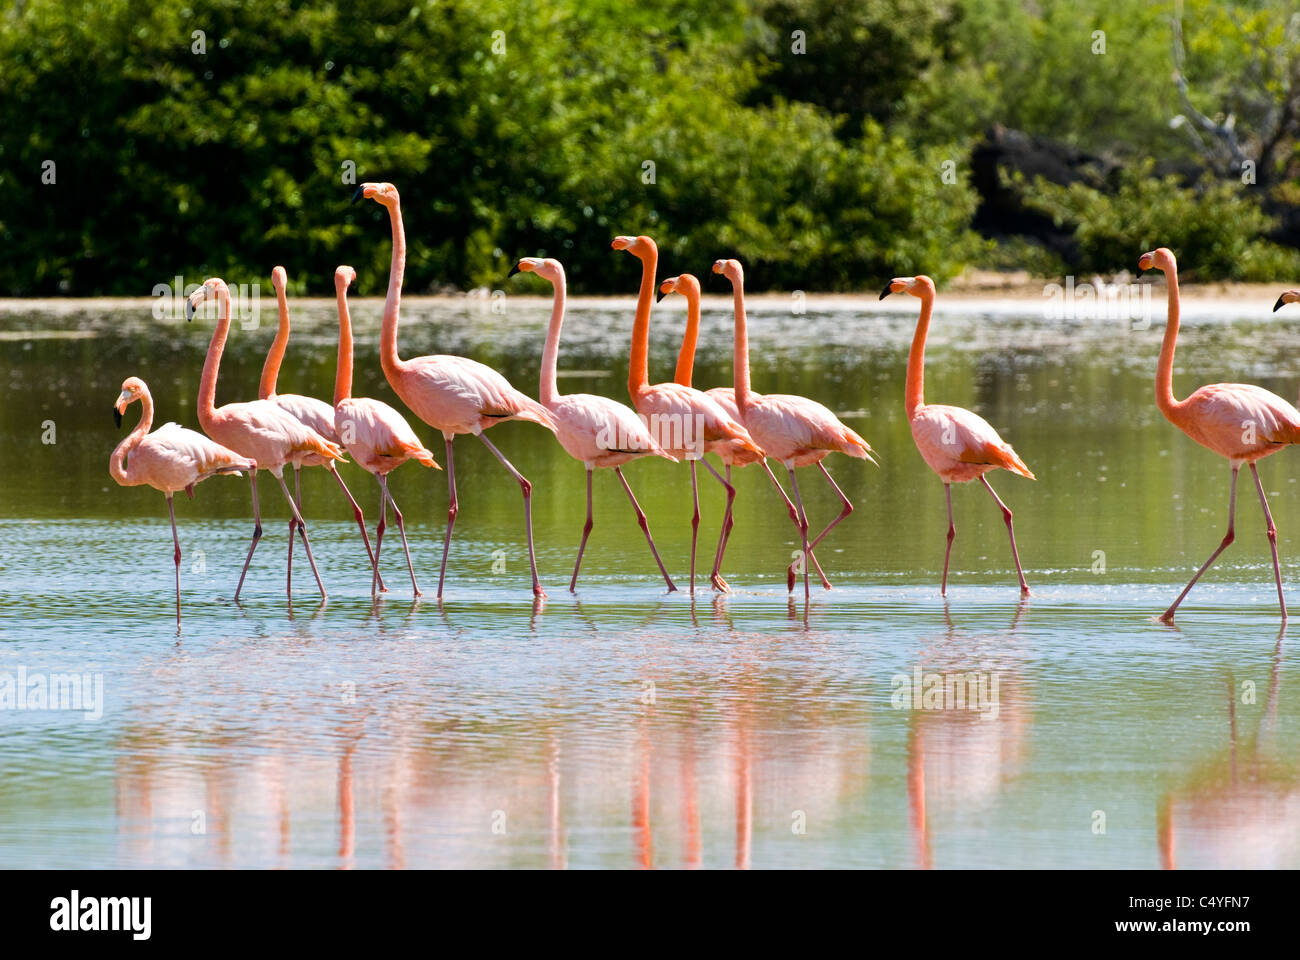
(401, 355), (557, 433)
(750, 393), (874, 462)
(1178, 383), (1300, 459)
(911, 404), (1035, 480)
(274, 393), (341, 444)
(336, 397), (439, 469)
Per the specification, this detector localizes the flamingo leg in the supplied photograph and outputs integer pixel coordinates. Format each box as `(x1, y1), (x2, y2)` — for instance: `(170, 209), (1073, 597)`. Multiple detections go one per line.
(234, 469), (263, 601)
(980, 475), (1029, 596)
(786, 465), (812, 603)
(436, 436), (457, 600)
(762, 461), (830, 589)
(286, 464), (300, 596)
(702, 459), (734, 592)
(688, 461), (700, 596)
(569, 468), (595, 593)
(167, 494), (181, 630)
(275, 472), (327, 599)
(383, 476), (421, 597)
(330, 463), (387, 593)
(615, 466), (677, 592)
(941, 483), (956, 596)
(479, 432), (547, 600)
(784, 462), (853, 589)
(372, 478), (388, 598)
(1161, 466), (1239, 624)
(1250, 462), (1287, 620)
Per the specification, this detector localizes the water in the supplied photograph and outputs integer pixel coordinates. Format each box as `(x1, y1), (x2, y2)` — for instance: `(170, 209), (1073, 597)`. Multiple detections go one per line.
(2, 292), (1299, 868)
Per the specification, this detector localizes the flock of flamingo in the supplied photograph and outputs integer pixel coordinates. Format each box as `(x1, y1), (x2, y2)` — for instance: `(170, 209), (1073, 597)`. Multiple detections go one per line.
(108, 182), (1300, 629)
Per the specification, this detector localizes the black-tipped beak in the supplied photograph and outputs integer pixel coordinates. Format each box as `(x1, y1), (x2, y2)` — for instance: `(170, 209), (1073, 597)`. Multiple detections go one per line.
(185, 300), (196, 322)
(1275, 295), (1287, 313)
(113, 406), (123, 428)
(1136, 265), (1146, 277)
(879, 282), (893, 300)
(508, 263), (521, 278)
(656, 289), (668, 303)
(350, 186), (365, 205)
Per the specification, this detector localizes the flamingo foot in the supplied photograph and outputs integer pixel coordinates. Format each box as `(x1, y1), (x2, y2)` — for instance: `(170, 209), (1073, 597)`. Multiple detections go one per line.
(710, 573), (730, 593)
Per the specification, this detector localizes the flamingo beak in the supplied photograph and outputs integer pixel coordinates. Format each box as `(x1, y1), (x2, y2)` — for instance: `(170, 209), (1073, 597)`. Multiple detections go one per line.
(508, 263), (521, 278)
(185, 297), (197, 322)
(113, 406), (122, 428)
(656, 288), (668, 303)
(113, 394), (128, 427)
(1274, 295), (1288, 313)
(350, 186), (366, 205)
(879, 282), (894, 300)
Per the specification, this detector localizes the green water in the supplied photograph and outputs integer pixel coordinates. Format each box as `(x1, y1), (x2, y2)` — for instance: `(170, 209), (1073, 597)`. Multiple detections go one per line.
(1, 294), (1298, 868)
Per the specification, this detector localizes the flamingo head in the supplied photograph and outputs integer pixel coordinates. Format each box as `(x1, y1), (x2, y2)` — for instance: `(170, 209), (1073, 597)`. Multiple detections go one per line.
(114, 376), (146, 427)
(657, 273), (700, 303)
(509, 257), (564, 283)
(270, 266), (287, 294)
(1137, 247), (1175, 275)
(351, 181), (399, 207)
(185, 278), (225, 321)
(610, 235), (656, 258)
(879, 275), (935, 299)
(334, 265), (357, 291)
(711, 258), (743, 283)
(1273, 289), (1300, 313)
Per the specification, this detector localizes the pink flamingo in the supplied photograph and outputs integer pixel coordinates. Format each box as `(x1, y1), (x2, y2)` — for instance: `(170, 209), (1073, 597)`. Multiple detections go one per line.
(1141, 247), (1300, 623)
(658, 272), (768, 590)
(332, 265), (441, 596)
(711, 258), (875, 601)
(612, 235), (763, 594)
(261, 266), (386, 591)
(354, 182), (557, 600)
(510, 257), (678, 591)
(110, 376), (256, 629)
(187, 278), (347, 600)
(881, 275), (1035, 596)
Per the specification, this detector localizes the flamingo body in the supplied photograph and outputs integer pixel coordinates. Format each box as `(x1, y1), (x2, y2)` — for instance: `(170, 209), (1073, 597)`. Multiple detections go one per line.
(115, 421), (254, 494)
(740, 391), (873, 468)
(910, 403), (1035, 484)
(1166, 383), (1300, 463)
(335, 396), (439, 474)
(550, 392), (670, 468)
(387, 354), (557, 438)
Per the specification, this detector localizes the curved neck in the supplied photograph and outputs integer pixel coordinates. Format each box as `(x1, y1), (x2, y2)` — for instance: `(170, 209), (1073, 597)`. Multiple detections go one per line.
(730, 275), (751, 410)
(627, 248), (657, 398)
(110, 390), (153, 486)
(906, 293), (934, 418)
(673, 287), (701, 387)
(379, 201), (406, 379)
(198, 286), (232, 428)
(259, 283), (291, 399)
(539, 273), (567, 407)
(1156, 266), (1182, 418)
(334, 285), (354, 406)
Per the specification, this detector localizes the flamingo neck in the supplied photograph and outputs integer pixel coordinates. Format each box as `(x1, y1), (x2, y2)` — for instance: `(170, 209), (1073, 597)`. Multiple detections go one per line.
(1156, 265), (1183, 419)
(334, 286), (354, 406)
(627, 247), (656, 400)
(905, 293), (934, 419)
(673, 287), (700, 387)
(110, 389), (153, 486)
(259, 283), (291, 400)
(379, 201), (406, 380)
(197, 286), (232, 431)
(731, 276), (752, 410)
(539, 273), (567, 407)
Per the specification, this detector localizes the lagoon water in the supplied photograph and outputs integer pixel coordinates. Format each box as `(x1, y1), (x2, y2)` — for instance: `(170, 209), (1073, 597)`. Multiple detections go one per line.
(2, 291), (1298, 868)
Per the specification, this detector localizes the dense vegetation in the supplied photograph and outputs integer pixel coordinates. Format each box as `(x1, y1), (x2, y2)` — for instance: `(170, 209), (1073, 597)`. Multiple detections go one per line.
(1, 0), (1298, 295)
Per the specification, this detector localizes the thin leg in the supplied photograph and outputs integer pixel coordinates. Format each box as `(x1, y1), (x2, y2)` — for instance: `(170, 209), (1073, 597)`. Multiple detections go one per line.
(688, 461), (700, 596)
(275, 472), (327, 599)
(286, 465), (299, 597)
(616, 466), (676, 592)
(234, 470), (263, 601)
(786, 465), (812, 603)
(980, 475), (1029, 596)
(569, 469), (595, 593)
(942, 483), (955, 596)
(437, 436), (457, 600)
(167, 494), (182, 630)
(372, 479), (388, 598)
(762, 460), (830, 589)
(1161, 466), (1239, 624)
(479, 432), (547, 600)
(1250, 462), (1287, 621)
(383, 476), (421, 597)
(786, 462), (853, 589)
(703, 460), (734, 592)
(331, 464), (387, 593)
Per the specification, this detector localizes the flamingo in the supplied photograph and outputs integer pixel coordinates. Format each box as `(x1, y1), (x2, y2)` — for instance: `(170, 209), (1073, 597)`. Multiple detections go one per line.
(187, 278), (347, 600)
(880, 275), (1035, 596)
(611, 236), (763, 594)
(510, 257), (678, 591)
(261, 265), (386, 591)
(109, 376), (256, 629)
(353, 182), (557, 601)
(711, 258), (875, 601)
(657, 272), (767, 590)
(1140, 247), (1300, 624)
(331, 264), (441, 597)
